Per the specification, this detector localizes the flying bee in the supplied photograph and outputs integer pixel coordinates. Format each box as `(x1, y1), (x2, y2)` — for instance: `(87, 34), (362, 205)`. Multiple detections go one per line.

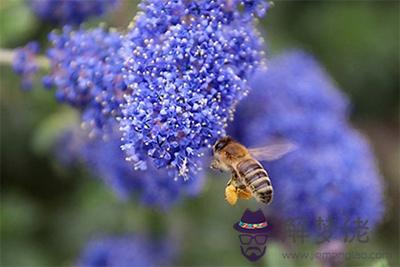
(211, 136), (296, 205)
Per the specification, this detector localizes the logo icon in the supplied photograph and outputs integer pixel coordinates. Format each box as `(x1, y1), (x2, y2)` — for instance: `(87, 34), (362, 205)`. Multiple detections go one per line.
(233, 209), (270, 262)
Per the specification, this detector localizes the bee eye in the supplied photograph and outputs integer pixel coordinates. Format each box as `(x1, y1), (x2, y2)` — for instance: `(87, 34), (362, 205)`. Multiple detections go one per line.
(215, 140), (227, 151)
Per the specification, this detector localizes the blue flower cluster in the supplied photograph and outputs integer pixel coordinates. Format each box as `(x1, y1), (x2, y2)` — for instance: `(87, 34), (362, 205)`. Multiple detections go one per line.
(120, 0), (269, 180)
(12, 42), (39, 90)
(229, 51), (384, 238)
(229, 51), (350, 147)
(58, 125), (204, 209)
(76, 234), (174, 267)
(30, 0), (120, 25)
(44, 26), (127, 137)
(266, 129), (384, 238)
(12, 1), (268, 206)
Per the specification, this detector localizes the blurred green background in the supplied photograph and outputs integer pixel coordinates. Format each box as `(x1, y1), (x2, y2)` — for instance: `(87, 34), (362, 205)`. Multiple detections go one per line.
(0, 1), (399, 266)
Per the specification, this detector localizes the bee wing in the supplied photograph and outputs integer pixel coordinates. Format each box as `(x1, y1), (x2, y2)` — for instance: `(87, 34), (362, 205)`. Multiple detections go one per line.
(248, 141), (297, 162)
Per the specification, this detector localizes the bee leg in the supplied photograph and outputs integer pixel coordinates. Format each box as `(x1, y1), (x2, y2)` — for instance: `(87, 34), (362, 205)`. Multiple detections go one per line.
(225, 184), (238, 205)
(228, 171), (241, 184)
(237, 187), (253, 200)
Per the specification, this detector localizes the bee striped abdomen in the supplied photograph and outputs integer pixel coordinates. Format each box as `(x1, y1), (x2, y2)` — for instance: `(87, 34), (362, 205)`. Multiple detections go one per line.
(237, 158), (273, 204)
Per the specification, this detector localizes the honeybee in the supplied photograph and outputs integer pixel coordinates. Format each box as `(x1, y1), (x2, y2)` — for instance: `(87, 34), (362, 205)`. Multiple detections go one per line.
(211, 136), (296, 205)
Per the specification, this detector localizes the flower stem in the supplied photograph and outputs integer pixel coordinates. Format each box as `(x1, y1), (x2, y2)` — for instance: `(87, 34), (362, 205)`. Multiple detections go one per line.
(0, 48), (50, 69)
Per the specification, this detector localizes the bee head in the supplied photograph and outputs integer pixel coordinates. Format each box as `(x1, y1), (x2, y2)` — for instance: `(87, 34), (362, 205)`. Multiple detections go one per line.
(213, 136), (234, 154)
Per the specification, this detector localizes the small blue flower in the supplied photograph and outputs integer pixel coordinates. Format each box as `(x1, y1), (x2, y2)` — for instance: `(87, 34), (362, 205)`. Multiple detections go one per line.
(57, 125), (204, 209)
(120, 0), (269, 180)
(45, 26), (127, 136)
(30, 0), (120, 25)
(12, 42), (40, 90)
(229, 50), (384, 238)
(76, 234), (174, 267)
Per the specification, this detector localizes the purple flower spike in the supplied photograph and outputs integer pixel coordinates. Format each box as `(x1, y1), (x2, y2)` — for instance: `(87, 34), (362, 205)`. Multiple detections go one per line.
(45, 26), (127, 137)
(120, 0), (269, 180)
(229, 50), (384, 238)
